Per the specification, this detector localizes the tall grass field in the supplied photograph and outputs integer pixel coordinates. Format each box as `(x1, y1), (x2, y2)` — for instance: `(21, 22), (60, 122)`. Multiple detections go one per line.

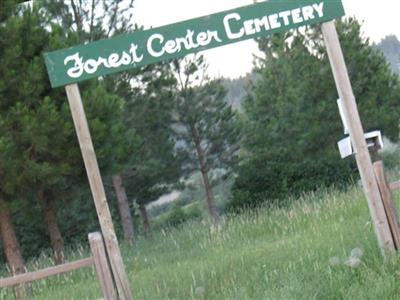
(2, 186), (400, 299)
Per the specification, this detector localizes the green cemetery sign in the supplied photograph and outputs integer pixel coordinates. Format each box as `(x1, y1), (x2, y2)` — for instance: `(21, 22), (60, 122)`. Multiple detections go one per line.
(44, 0), (345, 87)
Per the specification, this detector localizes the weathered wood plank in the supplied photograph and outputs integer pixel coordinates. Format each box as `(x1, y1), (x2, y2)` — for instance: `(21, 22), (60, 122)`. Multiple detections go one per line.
(89, 232), (117, 300)
(373, 161), (400, 250)
(0, 258), (94, 288)
(321, 21), (395, 256)
(65, 84), (132, 299)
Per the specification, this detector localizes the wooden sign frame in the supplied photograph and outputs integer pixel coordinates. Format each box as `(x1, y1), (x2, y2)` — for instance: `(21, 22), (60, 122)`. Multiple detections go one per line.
(43, 1), (397, 299)
(44, 0), (345, 87)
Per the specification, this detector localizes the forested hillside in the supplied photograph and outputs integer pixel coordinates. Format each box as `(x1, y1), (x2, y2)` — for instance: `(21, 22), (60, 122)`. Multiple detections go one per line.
(223, 35), (400, 110)
(376, 35), (400, 75)
(222, 73), (257, 110)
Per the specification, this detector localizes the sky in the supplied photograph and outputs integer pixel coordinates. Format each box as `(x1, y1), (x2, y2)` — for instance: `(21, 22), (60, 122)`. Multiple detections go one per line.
(132, 0), (400, 78)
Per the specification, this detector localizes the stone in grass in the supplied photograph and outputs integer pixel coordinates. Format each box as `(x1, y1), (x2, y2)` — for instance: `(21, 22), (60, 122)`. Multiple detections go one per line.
(350, 247), (363, 259)
(195, 286), (205, 297)
(328, 256), (341, 267)
(344, 257), (361, 268)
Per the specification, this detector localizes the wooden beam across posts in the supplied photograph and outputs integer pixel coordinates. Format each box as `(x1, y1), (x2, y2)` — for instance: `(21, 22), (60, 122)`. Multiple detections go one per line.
(373, 161), (400, 249)
(65, 84), (133, 300)
(89, 232), (117, 300)
(321, 21), (396, 256)
(0, 258), (94, 288)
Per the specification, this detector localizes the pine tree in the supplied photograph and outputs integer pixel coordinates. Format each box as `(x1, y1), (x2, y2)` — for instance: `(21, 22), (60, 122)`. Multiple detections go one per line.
(39, 0), (135, 43)
(0, 0), (25, 23)
(121, 62), (181, 238)
(173, 56), (241, 228)
(0, 6), (46, 278)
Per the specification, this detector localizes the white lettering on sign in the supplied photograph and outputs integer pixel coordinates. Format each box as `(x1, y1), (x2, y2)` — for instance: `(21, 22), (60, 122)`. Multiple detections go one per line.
(64, 43), (143, 78)
(62, 2), (327, 81)
(223, 2), (325, 40)
(147, 29), (222, 58)
(224, 13), (244, 39)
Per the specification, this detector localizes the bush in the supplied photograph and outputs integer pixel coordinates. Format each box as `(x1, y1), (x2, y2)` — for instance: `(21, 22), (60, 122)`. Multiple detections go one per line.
(153, 202), (203, 229)
(228, 154), (356, 213)
(166, 205), (187, 227)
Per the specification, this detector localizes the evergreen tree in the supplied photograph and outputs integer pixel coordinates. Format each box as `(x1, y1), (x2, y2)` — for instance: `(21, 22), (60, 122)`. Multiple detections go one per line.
(0, 6), (88, 264)
(0, 0), (25, 23)
(0, 6), (49, 276)
(122, 62), (181, 238)
(39, 0), (135, 42)
(231, 19), (400, 210)
(173, 56), (241, 228)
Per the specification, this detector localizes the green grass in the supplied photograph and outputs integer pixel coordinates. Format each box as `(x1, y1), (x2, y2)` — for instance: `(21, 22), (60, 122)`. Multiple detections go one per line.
(2, 186), (400, 299)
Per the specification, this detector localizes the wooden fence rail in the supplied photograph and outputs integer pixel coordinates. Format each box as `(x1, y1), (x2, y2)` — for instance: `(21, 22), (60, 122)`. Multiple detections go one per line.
(390, 181), (400, 192)
(0, 232), (117, 299)
(0, 257), (94, 288)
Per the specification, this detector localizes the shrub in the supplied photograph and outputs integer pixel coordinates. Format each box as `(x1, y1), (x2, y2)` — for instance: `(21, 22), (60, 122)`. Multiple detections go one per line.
(228, 154), (356, 212)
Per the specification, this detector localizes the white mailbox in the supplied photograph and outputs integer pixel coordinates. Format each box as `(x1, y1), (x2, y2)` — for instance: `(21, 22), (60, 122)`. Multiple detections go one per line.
(337, 130), (383, 159)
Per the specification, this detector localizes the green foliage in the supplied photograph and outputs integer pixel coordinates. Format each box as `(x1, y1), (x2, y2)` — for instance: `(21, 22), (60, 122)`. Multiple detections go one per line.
(380, 142), (400, 171)
(81, 83), (140, 174)
(335, 20), (400, 141)
(173, 55), (241, 179)
(149, 199), (204, 230)
(38, 0), (135, 42)
(0, 0), (26, 23)
(120, 62), (182, 207)
(173, 56), (241, 224)
(166, 204), (187, 227)
(0, 7), (71, 198)
(229, 154), (354, 212)
(232, 19), (400, 211)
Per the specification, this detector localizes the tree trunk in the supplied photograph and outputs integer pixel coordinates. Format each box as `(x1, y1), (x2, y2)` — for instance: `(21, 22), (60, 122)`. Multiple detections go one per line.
(70, 0), (84, 42)
(0, 196), (30, 298)
(112, 175), (135, 246)
(190, 126), (220, 228)
(200, 167), (220, 228)
(139, 204), (151, 238)
(37, 187), (65, 265)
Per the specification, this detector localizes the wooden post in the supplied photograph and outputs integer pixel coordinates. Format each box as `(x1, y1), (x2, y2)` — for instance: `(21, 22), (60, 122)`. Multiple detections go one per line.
(321, 21), (395, 256)
(89, 232), (118, 299)
(65, 84), (133, 299)
(373, 161), (400, 249)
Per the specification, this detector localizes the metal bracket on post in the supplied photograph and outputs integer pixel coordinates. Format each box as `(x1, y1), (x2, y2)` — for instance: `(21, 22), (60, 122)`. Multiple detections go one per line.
(337, 131), (383, 159)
